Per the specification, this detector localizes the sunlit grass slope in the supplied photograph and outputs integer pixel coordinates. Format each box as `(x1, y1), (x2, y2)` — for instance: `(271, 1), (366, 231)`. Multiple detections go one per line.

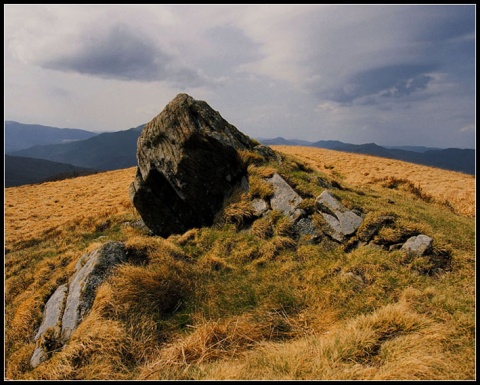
(4, 146), (475, 380)
(271, 145), (475, 218)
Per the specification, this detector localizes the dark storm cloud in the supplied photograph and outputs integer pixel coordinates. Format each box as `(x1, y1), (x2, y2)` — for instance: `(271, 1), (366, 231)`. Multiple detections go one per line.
(42, 23), (204, 85)
(327, 64), (436, 104)
(412, 5), (475, 42)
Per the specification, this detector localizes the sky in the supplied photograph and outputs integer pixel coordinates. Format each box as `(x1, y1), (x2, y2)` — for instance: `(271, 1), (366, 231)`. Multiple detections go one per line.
(4, 4), (476, 149)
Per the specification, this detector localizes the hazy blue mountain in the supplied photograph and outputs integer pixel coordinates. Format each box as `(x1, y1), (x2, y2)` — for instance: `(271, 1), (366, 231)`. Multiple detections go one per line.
(259, 138), (475, 175)
(5, 121), (98, 153)
(11, 125), (145, 171)
(5, 155), (98, 187)
(384, 145), (442, 153)
(257, 137), (314, 146)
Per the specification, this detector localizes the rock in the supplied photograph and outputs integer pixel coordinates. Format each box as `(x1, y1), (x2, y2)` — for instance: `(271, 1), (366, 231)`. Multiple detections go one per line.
(267, 172), (304, 221)
(293, 217), (322, 244)
(401, 234), (433, 256)
(251, 198), (268, 217)
(130, 93), (258, 237)
(253, 144), (280, 162)
(30, 284), (68, 368)
(315, 190), (363, 242)
(61, 242), (126, 341)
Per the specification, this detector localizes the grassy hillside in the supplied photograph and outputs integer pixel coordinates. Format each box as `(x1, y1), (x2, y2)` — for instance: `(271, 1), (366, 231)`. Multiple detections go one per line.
(4, 147), (475, 380)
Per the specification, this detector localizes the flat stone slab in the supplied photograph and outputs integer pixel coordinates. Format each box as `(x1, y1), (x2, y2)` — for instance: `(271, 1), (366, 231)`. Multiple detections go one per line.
(30, 284), (68, 368)
(61, 241), (126, 341)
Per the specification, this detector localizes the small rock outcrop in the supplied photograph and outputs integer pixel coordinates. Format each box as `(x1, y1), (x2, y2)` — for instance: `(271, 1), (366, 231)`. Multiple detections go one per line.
(267, 172), (304, 221)
(315, 190), (363, 242)
(401, 234), (433, 256)
(130, 93), (258, 237)
(31, 242), (126, 368)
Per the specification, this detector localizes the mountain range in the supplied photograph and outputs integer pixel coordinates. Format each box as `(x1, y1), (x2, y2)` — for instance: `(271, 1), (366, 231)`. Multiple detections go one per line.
(260, 137), (475, 175)
(5, 155), (98, 187)
(4, 123), (475, 188)
(5, 121), (98, 153)
(10, 124), (145, 171)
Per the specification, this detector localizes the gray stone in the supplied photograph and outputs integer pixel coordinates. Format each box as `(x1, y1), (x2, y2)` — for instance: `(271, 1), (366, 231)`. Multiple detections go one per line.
(293, 217), (322, 243)
(267, 172), (303, 221)
(30, 284), (68, 368)
(61, 242), (126, 341)
(130, 93), (259, 237)
(401, 234), (433, 256)
(251, 198), (268, 216)
(240, 176), (250, 193)
(315, 190), (363, 242)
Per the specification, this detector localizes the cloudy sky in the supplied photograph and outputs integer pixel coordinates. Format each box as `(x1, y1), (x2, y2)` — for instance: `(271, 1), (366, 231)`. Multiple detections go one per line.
(4, 4), (476, 148)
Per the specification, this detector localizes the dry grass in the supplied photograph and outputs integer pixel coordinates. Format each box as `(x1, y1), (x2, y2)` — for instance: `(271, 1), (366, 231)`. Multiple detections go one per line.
(190, 301), (458, 380)
(272, 146), (475, 217)
(4, 147), (475, 381)
(4, 167), (137, 251)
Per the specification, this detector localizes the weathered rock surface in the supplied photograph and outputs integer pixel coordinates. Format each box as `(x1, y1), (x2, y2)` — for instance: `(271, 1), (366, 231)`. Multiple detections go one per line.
(316, 190), (363, 242)
(61, 241), (126, 341)
(130, 93), (259, 237)
(267, 172), (304, 221)
(31, 242), (126, 367)
(401, 234), (433, 256)
(251, 198), (269, 217)
(30, 284), (68, 368)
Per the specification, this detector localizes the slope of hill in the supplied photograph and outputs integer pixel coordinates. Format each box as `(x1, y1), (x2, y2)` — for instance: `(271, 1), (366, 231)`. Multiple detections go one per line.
(11, 125), (144, 170)
(258, 138), (475, 175)
(4, 147), (475, 380)
(5, 121), (98, 153)
(4, 155), (99, 187)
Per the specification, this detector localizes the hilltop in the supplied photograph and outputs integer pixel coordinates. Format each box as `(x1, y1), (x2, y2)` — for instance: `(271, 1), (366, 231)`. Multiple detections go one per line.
(5, 155), (98, 187)
(5, 121), (98, 153)
(5, 151), (475, 380)
(4, 96), (475, 380)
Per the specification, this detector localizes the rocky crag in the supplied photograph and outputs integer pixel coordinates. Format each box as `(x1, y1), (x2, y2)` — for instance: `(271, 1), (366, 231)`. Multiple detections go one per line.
(129, 93), (265, 237)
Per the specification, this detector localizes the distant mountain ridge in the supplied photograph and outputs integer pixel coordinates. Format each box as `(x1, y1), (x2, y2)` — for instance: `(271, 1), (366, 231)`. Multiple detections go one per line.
(6, 124), (475, 178)
(11, 125), (145, 171)
(5, 155), (98, 187)
(260, 137), (475, 175)
(5, 121), (98, 153)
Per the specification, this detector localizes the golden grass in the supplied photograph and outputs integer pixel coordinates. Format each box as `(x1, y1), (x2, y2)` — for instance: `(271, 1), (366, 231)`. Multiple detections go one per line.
(4, 168), (137, 251)
(272, 146), (475, 217)
(189, 301), (456, 380)
(4, 147), (475, 381)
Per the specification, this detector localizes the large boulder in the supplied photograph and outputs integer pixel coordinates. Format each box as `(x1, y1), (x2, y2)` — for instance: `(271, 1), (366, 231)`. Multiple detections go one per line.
(129, 93), (258, 237)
